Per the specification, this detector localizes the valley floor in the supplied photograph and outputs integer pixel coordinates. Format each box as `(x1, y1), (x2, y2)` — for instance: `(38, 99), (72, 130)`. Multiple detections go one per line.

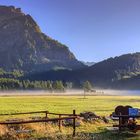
(0, 95), (140, 139)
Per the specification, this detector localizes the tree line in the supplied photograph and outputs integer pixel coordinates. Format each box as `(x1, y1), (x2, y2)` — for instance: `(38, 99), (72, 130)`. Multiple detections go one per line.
(0, 78), (69, 91)
(0, 78), (93, 92)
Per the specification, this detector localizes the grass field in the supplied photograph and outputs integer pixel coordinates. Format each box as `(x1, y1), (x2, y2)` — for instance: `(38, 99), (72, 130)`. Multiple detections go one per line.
(0, 96), (140, 115)
(0, 95), (140, 140)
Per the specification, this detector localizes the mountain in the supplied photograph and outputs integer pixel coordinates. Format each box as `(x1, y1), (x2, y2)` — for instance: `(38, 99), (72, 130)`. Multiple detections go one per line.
(0, 6), (85, 72)
(1, 6), (140, 89)
(23, 52), (140, 89)
(111, 74), (140, 89)
(87, 52), (140, 79)
(78, 52), (140, 88)
(81, 61), (96, 66)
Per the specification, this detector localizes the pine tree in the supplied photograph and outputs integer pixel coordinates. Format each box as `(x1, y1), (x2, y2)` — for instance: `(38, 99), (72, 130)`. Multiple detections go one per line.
(83, 81), (93, 98)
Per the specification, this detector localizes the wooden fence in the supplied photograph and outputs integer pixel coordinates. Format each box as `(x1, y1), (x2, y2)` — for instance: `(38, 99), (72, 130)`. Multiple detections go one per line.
(0, 110), (77, 136)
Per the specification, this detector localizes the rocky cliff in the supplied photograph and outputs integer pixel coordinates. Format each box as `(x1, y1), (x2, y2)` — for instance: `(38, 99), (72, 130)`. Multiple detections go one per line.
(0, 6), (84, 72)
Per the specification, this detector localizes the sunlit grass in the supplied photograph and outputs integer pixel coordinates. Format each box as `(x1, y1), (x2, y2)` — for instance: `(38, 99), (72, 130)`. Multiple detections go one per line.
(0, 95), (140, 139)
(0, 96), (139, 115)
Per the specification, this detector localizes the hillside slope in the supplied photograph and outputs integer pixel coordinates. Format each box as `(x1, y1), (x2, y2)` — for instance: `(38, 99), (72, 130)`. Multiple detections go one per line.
(0, 6), (84, 72)
(23, 52), (140, 89)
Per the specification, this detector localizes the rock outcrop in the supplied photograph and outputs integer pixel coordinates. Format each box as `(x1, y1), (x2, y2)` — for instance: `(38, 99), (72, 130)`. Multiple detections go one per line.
(0, 6), (84, 72)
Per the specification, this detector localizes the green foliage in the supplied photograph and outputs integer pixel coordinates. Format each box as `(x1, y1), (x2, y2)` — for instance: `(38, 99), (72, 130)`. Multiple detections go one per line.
(0, 78), (21, 89)
(0, 77), (66, 91)
(0, 69), (70, 91)
(0, 68), (5, 75)
(83, 81), (93, 92)
(45, 81), (52, 91)
(52, 81), (65, 92)
(65, 82), (73, 89)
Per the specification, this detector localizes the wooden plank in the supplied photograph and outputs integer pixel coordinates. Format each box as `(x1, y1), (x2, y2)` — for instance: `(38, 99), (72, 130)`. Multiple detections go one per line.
(0, 116), (77, 125)
(47, 112), (78, 116)
(0, 111), (48, 116)
(0, 111), (78, 117)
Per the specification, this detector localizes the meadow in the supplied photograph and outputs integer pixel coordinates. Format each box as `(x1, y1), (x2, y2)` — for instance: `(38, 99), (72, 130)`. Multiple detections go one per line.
(0, 96), (139, 115)
(0, 95), (140, 140)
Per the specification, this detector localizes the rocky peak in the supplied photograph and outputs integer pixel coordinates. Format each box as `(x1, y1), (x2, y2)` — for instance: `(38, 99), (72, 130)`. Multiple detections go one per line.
(0, 5), (85, 72)
(0, 6), (25, 21)
(0, 5), (24, 15)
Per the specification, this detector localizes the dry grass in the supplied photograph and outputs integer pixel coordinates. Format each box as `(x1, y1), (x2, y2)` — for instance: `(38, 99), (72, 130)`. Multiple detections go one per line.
(0, 120), (139, 140)
(0, 120), (108, 140)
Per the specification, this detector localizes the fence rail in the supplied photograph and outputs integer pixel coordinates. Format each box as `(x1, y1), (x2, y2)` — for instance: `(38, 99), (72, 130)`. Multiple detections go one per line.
(0, 111), (48, 116)
(0, 111), (78, 116)
(0, 110), (77, 136)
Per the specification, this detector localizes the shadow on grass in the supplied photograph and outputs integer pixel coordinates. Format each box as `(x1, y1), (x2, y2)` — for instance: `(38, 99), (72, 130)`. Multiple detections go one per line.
(84, 130), (140, 140)
(36, 130), (140, 140)
(0, 129), (140, 140)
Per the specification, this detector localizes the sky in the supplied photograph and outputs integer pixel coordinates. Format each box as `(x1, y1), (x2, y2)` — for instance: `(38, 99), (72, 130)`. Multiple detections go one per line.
(0, 0), (140, 62)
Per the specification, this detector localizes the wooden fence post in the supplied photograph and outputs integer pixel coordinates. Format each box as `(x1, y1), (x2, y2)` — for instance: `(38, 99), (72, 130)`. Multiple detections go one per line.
(45, 111), (48, 118)
(119, 113), (122, 132)
(0, 110), (77, 136)
(58, 115), (62, 132)
(73, 110), (76, 137)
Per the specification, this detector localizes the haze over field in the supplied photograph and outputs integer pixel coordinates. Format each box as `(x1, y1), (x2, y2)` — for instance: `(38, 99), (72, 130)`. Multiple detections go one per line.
(0, 89), (139, 96)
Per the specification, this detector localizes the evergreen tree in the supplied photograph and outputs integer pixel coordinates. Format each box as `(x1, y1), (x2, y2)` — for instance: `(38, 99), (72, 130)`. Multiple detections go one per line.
(83, 81), (93, 98)
(83, 81), (92, 92)
(46, 81), (53, 91)
(52, 81), (65, 92)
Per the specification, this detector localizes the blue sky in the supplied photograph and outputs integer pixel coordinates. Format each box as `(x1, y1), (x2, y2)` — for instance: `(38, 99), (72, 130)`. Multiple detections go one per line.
(0, 0), (140, 62)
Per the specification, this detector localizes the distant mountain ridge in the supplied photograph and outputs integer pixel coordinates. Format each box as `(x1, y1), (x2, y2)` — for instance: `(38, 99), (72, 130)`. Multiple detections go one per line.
(81, 61), (96, 66)
(23, 52), (140, 89)
(0, 5), (85, 72)
(88, 52), (140, 79)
